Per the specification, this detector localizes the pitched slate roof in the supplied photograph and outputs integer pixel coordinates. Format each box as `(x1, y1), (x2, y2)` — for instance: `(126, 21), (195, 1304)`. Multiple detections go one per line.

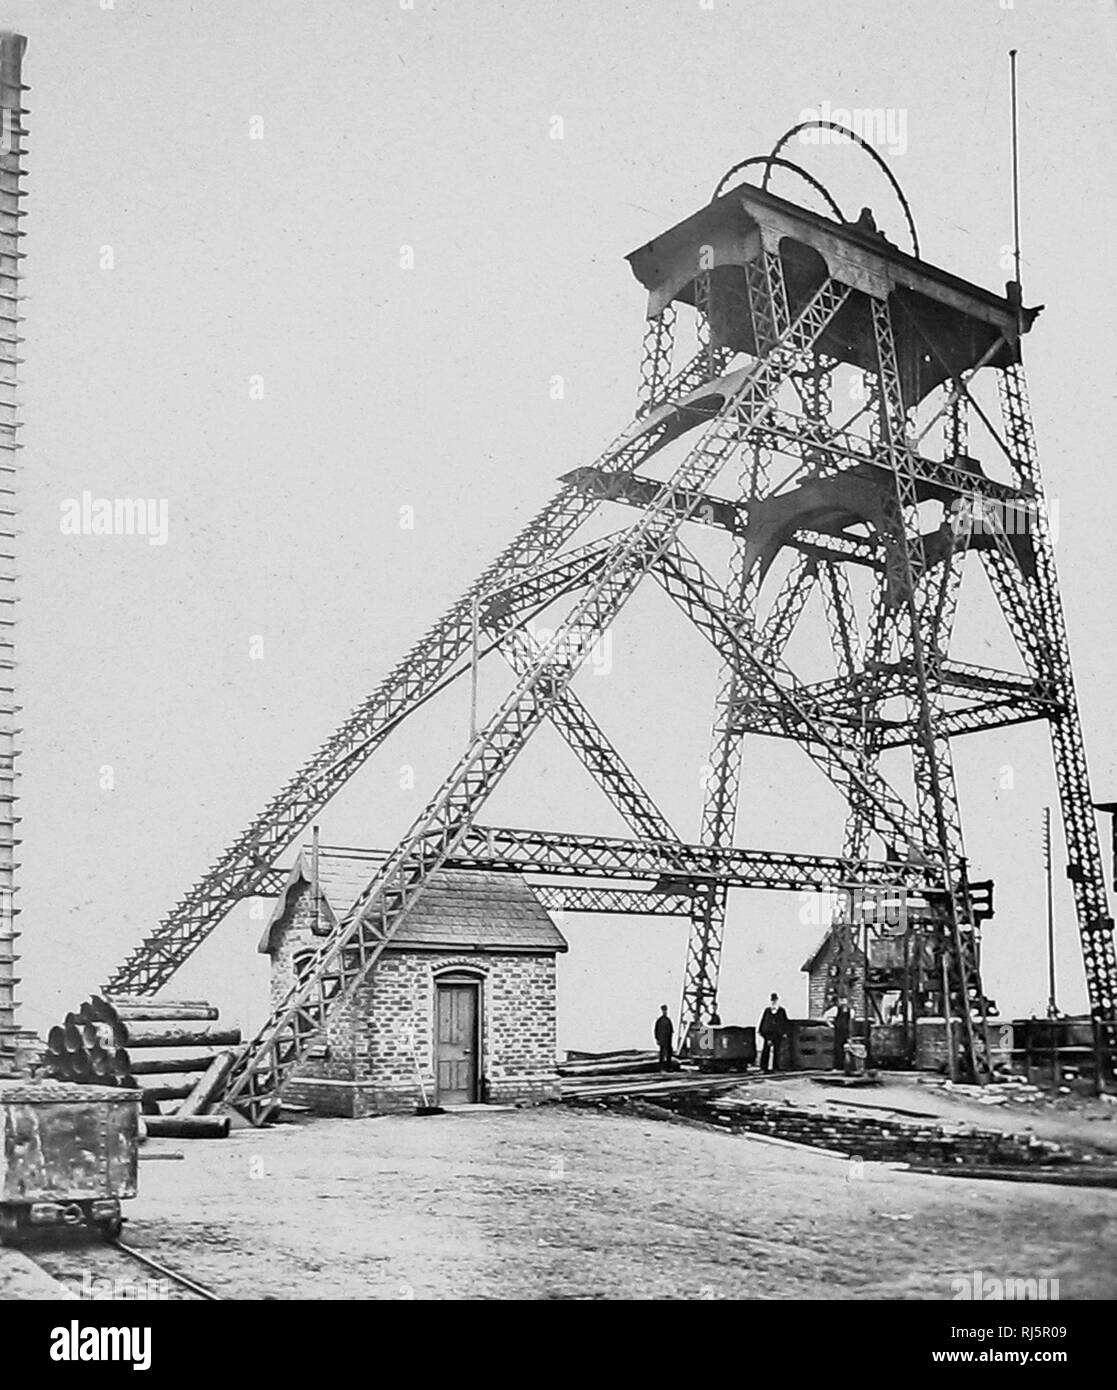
(800, 926), (866, 974)
(259, 845), (568, 956)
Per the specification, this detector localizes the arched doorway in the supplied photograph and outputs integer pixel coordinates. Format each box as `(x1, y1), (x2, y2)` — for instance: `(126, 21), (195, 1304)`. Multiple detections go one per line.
(433, 971), (483, 1106)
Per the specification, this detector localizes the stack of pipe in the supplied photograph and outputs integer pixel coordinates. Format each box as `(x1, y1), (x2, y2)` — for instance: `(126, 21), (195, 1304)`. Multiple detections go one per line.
(43, 995), (236, 1138)
(43, 997), (132, 1085)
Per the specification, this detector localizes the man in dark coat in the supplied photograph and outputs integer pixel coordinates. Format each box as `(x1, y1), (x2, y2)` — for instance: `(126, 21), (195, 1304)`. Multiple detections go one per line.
(654, 1005), (674, 1071)
(758, 992), (790, 1072)
(832, 998), (852, 1071)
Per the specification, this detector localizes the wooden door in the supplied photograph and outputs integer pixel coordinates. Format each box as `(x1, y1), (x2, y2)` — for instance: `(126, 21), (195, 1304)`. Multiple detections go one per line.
(435, 982), (478, 1105)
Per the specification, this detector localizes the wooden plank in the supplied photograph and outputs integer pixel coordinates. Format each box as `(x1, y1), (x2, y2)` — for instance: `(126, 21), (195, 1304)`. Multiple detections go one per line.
(561, 1072), (744, 1101)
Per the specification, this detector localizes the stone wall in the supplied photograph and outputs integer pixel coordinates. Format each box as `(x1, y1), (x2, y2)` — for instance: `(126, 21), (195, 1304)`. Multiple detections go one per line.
(595, 1090), (1071, 1167)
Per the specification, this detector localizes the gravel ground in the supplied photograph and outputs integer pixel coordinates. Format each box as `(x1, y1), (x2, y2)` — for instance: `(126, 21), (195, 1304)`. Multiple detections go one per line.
(0, 1246), (77, 1300)
(30, 1102), (1114, 1301)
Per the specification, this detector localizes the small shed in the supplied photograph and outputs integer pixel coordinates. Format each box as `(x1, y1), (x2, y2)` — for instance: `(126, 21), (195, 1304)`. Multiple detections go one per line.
(801, 927), (866, 1019)
(259, 845), (568, 1117)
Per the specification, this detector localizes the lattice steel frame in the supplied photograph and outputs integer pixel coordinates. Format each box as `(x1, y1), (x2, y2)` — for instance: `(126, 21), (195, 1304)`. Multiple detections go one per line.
(218, 272), (854, 1121)
(82, 169), (1115, 1115)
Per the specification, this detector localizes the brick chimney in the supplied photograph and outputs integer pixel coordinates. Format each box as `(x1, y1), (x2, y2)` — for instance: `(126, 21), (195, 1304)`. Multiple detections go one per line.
(0, 32), (26, 1074)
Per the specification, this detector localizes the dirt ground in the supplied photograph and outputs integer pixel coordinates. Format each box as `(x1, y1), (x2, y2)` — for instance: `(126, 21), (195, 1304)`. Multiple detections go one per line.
(0, 1246), (76, 1300)
(33, 1098), (1115, 1301)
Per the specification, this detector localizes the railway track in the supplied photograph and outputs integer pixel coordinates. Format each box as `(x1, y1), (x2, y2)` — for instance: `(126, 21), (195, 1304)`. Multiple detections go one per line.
(28, 1234), (222, 1302)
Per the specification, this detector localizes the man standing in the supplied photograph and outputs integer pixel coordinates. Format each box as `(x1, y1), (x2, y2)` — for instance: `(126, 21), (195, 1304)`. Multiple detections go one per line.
(832, 997), (852, 1072)
(654, 1004), (674, 1071)
(758, 993), (789, 1072)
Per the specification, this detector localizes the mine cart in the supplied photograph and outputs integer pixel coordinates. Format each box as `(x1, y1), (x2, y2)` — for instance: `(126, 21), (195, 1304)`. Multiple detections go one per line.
(691, 1024), (757, 1071)
(0, 1080), (140, 1244)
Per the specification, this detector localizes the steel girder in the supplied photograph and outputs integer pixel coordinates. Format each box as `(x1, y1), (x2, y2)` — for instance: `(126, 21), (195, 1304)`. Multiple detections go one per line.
(85, 178), (1114, 1130)
(995, 365), (1117, 1020)
(559, 467), (885, 576)
(530, 885), (693, 916)
(790, 531), (881, 568)
(749, 409), (1026, 505)
(733, 695), (1054, 749)
(679, 293), (837, 1035)
(477, 535), (619, 625)
(100, 342), (727, 996)
(637, 304), (677, 418)
(753, 554), (821, 668)
(491, 623), (677, 844)
(820, 560), (862, 683)
(560, 468), (744, 536)
(739, 658), (1057, 723)
(680, 546), (822, 1036)
(826, 570), (892, 1011)
(869, 296), (990, 1076)
(651, 541), (928, 855)
(219, 276), (855, 1122)
(447, 824), (933, 893)
(681, 252), (793, 1036)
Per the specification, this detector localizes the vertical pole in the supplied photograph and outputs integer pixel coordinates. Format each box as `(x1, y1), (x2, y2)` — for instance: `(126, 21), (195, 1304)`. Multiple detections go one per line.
(1052, 1022), (1061, 1092)
(863, 915), (872, 1070)
(1043, 803), (1062, 1090)
(1008, 48), (1026, 346)
(1044, 805), (1058, 1018)
(311, 824), (321, 935)
(941, 955), (956, 1083)
(1111, 807), (1117, 889)
(1093, 1016), (1106, 1098)
(470, 592), (480, 741)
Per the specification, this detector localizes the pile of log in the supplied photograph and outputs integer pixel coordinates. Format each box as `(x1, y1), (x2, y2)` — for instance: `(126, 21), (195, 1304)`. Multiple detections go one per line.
(557, 1050), (663, 1080)
(561, 1070), (745, 1102)
(42, 996), (238, 1138)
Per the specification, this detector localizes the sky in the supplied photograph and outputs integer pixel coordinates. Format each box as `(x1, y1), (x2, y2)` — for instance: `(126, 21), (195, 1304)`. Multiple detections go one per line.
(6, 0), (1117, 1053)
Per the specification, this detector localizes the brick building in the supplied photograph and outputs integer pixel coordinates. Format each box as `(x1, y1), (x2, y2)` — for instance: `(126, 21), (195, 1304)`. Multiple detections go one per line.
(801, 927), (866, 1018)
(259, 845), (567, 1117)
